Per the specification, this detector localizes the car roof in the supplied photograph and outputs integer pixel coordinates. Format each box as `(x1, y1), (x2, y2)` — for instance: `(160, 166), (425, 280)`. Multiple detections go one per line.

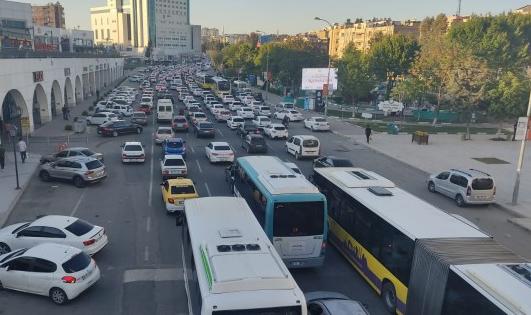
(166, 138), (184, 142)
(295, 135), (318, 140)
(60, 156), (99, 163)
(124, 141), (142, 146)
(24, 243), (81, 263)
(166, 178), (194, 186)
(133, 111), (146, 114)
(450, 168), (493, 178)
(30, 215), (80, 229)
(211, 141), (230, 146)
(157, 126), (172, 130)
(269, 123), (285, 127)
(65, 147), (90, 151)
(165, 154), (184, 159)
(248, 134), (264, 139)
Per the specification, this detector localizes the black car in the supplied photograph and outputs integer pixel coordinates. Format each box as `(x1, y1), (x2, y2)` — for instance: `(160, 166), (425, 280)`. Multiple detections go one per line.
(313, 156), (354, 168)
(98, 120), (143, 137)
(193, 121), (215, 138)
(305, 291), (369, 315)
(236, 123), (261, 138)
(241, 134), (267, 153)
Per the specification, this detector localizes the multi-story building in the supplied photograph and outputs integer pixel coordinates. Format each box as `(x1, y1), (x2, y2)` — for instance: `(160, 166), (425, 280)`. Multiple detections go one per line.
(0, 0), (33, 50)
(515, 5), (531, 15)
(201, 27), (219, 37)
(90, 0), (131, 50)
(32, 1), (65, 29)
(321, 19), (421, 58)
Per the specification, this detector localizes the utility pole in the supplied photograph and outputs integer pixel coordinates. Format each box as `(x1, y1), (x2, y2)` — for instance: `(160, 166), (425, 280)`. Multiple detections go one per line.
(314, 17), (334, 118)
(457, 0), (462, 16)
(512, 88), (531, 205)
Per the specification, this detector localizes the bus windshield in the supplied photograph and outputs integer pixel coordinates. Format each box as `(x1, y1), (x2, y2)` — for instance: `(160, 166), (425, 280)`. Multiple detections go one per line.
(273, 201), (324, 237)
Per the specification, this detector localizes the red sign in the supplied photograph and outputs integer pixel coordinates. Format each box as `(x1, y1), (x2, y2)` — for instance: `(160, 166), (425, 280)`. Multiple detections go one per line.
(33, 71), (44, 83)
(267, 71), (272, 81)
(323, 84), (329, 96)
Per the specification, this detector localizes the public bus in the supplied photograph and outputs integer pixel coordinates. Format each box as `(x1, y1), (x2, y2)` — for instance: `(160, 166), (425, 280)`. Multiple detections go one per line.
(179, 197), (307, 315)
(311, 167), (529, 315)
(195, 72), (214, 90)
(212, 76), (230, 95)
(228, 156), (327, 268)
(232, 80), (248, 91)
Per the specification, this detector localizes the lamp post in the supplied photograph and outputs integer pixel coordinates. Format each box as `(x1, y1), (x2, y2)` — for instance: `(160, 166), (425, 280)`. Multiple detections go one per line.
(256, 30), (270, 101)
(314, 17), (334, 118)
(512, 88), (531, 205)
(7, 105), (22, 190)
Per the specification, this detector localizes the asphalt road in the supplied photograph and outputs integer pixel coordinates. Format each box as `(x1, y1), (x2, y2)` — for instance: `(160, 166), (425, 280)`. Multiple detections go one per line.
(1, 80), (529, 315)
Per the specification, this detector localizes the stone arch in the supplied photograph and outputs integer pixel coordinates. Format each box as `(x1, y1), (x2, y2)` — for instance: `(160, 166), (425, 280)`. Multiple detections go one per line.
(51, 80), (63, 117)
(89, 72), (96, 96)
(64, 77), (74, 107)
(82, 73), (89, 98)
(75, 75), (82, 104)
(32, 84), (49, 129)
(1, 89), (29, 136)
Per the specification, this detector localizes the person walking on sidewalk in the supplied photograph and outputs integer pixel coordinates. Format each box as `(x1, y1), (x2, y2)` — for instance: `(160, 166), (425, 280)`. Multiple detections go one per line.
(0, 144), (5, 169)
(62, 106), (68, 120)
(365, 125), (372, 144)
(17, 138), (27, 163)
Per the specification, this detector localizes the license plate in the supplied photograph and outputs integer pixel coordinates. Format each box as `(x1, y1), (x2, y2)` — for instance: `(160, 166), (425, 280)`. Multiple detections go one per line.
(81, 268), (93, 281)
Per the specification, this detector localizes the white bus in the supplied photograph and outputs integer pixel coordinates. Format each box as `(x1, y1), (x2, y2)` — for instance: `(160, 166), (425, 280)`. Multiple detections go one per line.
(311, 167), (528, 314)
(179, 197), (307, 315)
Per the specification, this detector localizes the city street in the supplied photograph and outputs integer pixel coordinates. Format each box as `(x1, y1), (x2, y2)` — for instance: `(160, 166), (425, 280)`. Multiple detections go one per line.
(1, 80), (530, 315)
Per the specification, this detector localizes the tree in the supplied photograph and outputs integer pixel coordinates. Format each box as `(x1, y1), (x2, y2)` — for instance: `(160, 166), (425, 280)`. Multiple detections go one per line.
(390, 76), (425, 105)
(221, 42), (257, 77)
(337, 44), (372, 104)
(419, 14), (448, 46)
(367, 34), (420, 82)
(488, 71), (530, 120)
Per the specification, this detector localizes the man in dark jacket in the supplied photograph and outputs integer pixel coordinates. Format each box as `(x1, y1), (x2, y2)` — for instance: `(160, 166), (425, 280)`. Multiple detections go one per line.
(0, 144), (5, 169)
(365, 126), (372, 144)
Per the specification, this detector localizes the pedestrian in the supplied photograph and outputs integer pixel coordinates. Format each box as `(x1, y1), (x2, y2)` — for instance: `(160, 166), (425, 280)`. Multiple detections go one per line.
(282, 115), (289, 128)
(17, 138), (27, 163)
(66, 106), (71, 120)
(62, 106), (68, 120)
(0, 144), (5, 170)
(365, 125), (372, 144)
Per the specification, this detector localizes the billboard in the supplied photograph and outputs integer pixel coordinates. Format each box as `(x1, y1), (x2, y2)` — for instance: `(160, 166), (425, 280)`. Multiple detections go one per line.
(301, 68), (338, 91)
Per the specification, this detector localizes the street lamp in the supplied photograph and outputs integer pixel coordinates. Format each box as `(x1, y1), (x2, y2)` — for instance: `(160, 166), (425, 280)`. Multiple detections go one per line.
(256, 30), (270, 101)
(7, 105), (22, 190)
(314, 17), (334, 118)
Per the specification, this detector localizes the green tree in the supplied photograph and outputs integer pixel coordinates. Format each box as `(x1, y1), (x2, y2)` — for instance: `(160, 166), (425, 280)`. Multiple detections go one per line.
(419, 14), (448, 46)
(337, 44), (372, 104)
(221, 42), (257, 77)
(367, 34), (420, 82)
(390, 76), (425, 105)
(488, 71), (530, 119)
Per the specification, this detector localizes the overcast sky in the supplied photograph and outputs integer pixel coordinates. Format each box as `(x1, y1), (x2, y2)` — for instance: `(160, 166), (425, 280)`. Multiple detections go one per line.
(19, 0), (528, 34)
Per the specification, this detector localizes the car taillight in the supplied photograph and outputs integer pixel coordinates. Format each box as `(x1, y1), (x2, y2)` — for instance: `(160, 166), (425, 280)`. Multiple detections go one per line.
(168, 198), (175, 204)
(466, 186), (472, 196)
(83, 239), (96, 246)
(62, 276), (77, 284)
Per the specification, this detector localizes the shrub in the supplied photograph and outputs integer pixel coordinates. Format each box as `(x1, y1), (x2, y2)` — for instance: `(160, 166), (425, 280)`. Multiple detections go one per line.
(64, 124), (73, 131)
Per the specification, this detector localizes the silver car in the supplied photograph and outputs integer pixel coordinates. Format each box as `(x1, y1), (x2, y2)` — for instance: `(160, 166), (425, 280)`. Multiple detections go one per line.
(39, 156), (107, 188)
(40, 147), (104, 164)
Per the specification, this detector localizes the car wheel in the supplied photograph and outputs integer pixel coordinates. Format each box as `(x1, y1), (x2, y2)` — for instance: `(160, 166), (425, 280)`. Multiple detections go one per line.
(137, 128), (142, 134)
(73, 176), (86, 188)
(50, 288), (68, 305)
(381, 282), (397, 314)
(0, 243), (11, 255)
(112, 131), (118, 137)
(455, 194), (465, 207)
(39, 170), (51, 182)
(428, 181), (436, 193)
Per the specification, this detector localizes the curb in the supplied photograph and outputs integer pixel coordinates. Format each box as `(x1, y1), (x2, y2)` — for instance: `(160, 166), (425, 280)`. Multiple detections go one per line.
(507, 218), (531, 233)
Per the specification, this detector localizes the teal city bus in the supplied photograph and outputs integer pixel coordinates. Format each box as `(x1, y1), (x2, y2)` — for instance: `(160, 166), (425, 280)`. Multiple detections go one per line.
(228, 156), (327, 268)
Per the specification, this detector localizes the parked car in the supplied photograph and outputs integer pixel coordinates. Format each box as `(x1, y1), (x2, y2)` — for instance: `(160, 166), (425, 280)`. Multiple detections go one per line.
(154, 126), (174, 144)
(97, 120), (143, 137)
(131, 111), (148, 126)
(160, 155), (187, 179)
(39, 156), (107, 187)
(313, 156), (354, 168)
(274, 109), (303, 121)
(160, 178), (198, 214)
(205, 142), (235, 163)
(111, 104), (133, 117)
(304, 117), (330, 131)
(226, 116), (245, 129)
(193, 121), (216, 138)
(162, 138), (187, 158)
(121, 141), (145, 163)
(87, 112), (118, 126)
(305, 291), (370, 315)
(263, 123), (288, 140)
(40, 147), (104, 164)
(242, 134), (267, 153)
(286, 135), (320, 160)
(0, 243), (100, 305)
(0, 215), (107, 256)
(252, 116), (271, 128)
(171, 116), (189, 132)
(428, 169), (496, 207)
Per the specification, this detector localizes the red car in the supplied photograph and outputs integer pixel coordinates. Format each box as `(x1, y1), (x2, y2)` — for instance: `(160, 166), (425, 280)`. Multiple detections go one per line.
(138, 104), (152, 115)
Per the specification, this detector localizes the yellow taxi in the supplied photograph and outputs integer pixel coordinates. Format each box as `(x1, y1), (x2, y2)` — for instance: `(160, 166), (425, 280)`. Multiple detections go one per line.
(161, 178), (198, 214)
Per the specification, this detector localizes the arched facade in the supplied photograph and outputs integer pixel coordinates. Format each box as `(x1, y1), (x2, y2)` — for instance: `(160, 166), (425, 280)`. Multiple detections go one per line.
(75, 75), (82, 104)
(51, 80), (63, 117)
(1, 89), (29, 136)
(32, 84), (49, 129)
(64, 77), (74, 107)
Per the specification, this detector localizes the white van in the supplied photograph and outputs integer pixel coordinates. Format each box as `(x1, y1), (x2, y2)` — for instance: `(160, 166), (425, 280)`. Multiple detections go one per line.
(276, 102), (295, 111)
(157, 99), (173, 123)
(286, 135), (320, 160)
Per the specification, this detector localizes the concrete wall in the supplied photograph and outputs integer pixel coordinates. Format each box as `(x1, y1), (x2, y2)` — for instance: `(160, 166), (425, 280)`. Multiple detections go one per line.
(0, 58), (124, 135)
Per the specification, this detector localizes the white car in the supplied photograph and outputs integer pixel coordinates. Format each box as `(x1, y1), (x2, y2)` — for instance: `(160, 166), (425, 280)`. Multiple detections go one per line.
(256, 105), (272, 117)
(140, 96), (153, 108)
(191, 112), (208, 125)
(252, 116), (271, 128)
(121, 141), (145, 163)
(264, 123), (289, 140)
(161, 154), (187, 179)
(237, 107), (255, 119)
(154, 126), (174, 144)
(111, 104), (133, 117)
(205, 142), (235, 163)
(214, 109), (231, 122)
(210, 104), (225, 115)
(274, 109), (303, 122)
(0, 243), (100, 305)
(0, 215), (108, 256)
(286, 135), (321, 160)
(222, 95), (235, 104)
(229, 101), (243, 111)
(87, 112), (118, 126)
(226, 116), (245, 129)
(304, 117), (330, 131)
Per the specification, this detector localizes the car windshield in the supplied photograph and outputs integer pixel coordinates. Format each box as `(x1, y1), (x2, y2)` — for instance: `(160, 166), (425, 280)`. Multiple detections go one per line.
(289, 110), (299, 114)
(165, 158), (185, 166)
(215, 145), (231, 151)
(303, 139), (319, 147)
(212, 306), (301, 315)
(167, 141), (183, 148)
(315, 118), (327, 122)
(133, 113), (145, 118)
(171, 185), (196, 195)
(261, 106), (270, 110)
(273, 201), (324, 237)
(124, 145), (143, 151)
(65, 219), (94, 236)
(251, 137), (265, 145)
(274, 126), (286, 131)
(81, 149), (95, 156)
(62, 252), (91, 273)
(86, 160), (103, 170)
(195, 113), (206, 118)
(472, 178), (494, 190)
(141, 98), (151, 102)
(234, 118), (244, 122)
(174, 118), (186, 123)
(158, 129), (172, 135)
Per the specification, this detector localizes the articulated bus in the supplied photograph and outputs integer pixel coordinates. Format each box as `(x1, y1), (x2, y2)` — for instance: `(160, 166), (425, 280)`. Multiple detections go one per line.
(228, 156), (327, 268)
(311, 167), (529, 315)
(195, 72), (215, 90)
(212, 76), (230, 96)
(179, 197), (307, 315)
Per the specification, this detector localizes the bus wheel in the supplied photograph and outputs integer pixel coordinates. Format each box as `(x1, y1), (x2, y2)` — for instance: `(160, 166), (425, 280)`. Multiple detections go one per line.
(381, 282), (397, 314)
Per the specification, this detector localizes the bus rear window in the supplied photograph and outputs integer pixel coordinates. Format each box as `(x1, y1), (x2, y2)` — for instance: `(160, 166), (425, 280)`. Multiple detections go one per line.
(213, 306), (301, 315)
(273, 201), (324, 237)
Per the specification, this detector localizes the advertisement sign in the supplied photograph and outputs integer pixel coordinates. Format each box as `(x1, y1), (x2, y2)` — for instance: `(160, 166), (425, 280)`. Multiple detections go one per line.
(515, 117), (529, 141)
(378, 100), (404, 113)
(33, 71), (44, 83)
(301, 68), (338, 91)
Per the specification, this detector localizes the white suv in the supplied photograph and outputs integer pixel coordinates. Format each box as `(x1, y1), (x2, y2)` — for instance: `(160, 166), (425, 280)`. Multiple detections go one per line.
(428, 169), (496, 207)
(264, 123), (288, 140)
(121, 141), (146, 163)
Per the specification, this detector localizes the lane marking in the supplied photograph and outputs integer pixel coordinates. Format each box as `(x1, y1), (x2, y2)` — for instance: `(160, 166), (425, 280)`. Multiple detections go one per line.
(195, 160), (202, 173)
(148, 123), (155, 207)
(190, 145), (195, 153)
(123, 268), (185, 283)
(204, 183), (211, 196)
(146, 216), (151, 233)
(144, 246), (149, 261)
(70, 189), (87, 217)
(217, 128), (224, 137)
(181, 241), (193, 315)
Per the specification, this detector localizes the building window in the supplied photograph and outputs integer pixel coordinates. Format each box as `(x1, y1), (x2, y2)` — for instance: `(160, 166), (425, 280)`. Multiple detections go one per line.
(95, 31), (98, 39)
(107, 29), (110, 39)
